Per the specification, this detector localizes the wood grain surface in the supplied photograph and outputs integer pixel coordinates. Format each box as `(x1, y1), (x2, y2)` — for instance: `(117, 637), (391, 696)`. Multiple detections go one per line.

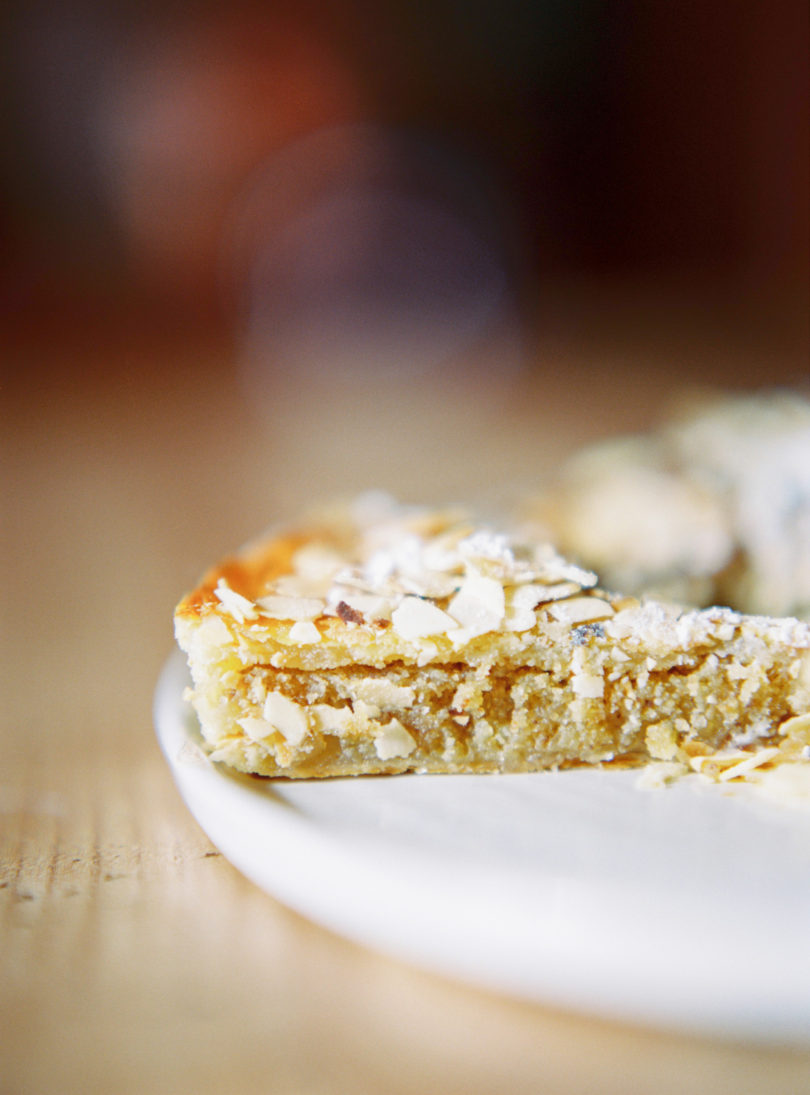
(4, 288), (810, 1094)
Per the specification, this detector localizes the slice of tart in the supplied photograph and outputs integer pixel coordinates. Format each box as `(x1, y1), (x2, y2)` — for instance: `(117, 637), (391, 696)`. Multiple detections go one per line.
(174, 495), (810, 780)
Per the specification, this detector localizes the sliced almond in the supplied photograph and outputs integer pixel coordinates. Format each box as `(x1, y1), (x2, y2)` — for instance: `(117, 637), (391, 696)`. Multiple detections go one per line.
(236, 716), (275, 742)
(289, 620), (321, 643)
(572, 671), (604, 699)
(256, 594), (325, 620)
(263, 691), (308, 745)
(448, 573), (505, 633)
(374, 719), (417, 760)
(547, 596), (615, 626)
(310, 704), (353, 734)
(213, 578), (257, 623)
(391, 596), (456, 639)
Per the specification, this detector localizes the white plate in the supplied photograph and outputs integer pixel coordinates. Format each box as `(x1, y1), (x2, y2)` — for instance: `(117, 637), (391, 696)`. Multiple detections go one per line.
(155, 651), (810, 1044)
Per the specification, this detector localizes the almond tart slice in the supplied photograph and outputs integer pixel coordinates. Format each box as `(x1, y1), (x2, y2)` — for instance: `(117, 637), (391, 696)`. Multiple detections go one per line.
(174, 496), (810, 779)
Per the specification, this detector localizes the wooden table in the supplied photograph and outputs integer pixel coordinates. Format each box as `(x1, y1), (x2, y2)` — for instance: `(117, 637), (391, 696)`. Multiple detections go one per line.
(4, 286), (810, 1093)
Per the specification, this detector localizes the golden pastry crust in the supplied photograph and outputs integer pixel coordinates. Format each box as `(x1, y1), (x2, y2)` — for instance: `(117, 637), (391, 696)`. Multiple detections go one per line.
(175, 497), (810, 780)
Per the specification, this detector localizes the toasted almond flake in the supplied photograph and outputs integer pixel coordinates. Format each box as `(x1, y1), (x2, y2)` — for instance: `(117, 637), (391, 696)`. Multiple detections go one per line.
(572, 671), (604, 699)
(779, 713), (810, 739)
(272, 574), (329, 598)
(353, 698), (381, 720)
(236, 716), (275, 742)
(354, 679), (416, 708)
(508, 585), (544, 615)
(330, 567), (405, 600)
(193, 613), (232, 649)
(503, 601), (537, 632)
(528, 581), (584, 604)
(291, 543), (344, 584)
(263, 692), (308, 746)
(391, 596), (456, 639)
(374, 718), (417, 760)
(256, 594), (325, 620)
(448, 573), (505, 633)
(457, 530), (516, 577)
(548, 596), (615, 626)
(327, 566), (372, 591)
(208, 742), (251, 766)
(400, 572), (461, 599)
(501, 582), (583, 631)
(717, 748), (781, 782)
(310, 704), (353, 733)
(689, 749), (750, 775)
(214, 578), (257, 622)
(289, 620), (321, 643)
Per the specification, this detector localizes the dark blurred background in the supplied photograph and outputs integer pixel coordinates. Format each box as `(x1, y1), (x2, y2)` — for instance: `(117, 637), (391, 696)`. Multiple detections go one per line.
(2, 0), (808, 370)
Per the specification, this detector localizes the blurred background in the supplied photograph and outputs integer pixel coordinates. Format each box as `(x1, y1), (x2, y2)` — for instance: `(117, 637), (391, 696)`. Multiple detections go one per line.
(3, 0), (807, 348)
(4, 0), (809, 541)
(3, 0), (810, 515)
